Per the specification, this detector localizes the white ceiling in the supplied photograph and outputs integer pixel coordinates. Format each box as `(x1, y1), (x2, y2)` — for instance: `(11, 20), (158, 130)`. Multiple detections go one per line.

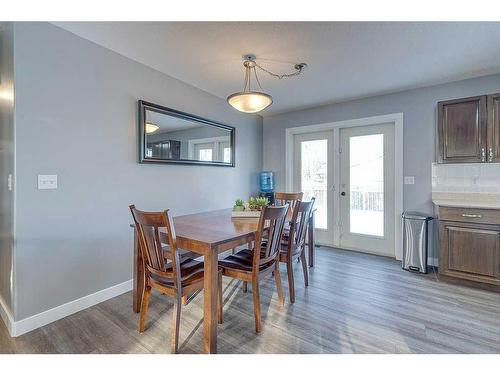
(53, 22), (500, 116)
(146, 110), (201, 132)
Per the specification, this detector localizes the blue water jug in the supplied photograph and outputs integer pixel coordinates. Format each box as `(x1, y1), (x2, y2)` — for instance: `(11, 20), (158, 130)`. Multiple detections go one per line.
(259, 171), (274, 192)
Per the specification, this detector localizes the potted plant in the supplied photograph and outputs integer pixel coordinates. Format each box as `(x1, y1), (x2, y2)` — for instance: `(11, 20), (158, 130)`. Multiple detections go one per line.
(255, 197), (269, 211)
(248, 197), (257, 211)
(233, 198), (245, 211)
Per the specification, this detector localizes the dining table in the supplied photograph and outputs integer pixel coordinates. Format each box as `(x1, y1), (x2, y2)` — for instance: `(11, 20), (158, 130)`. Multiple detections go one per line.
(131, 207), (316, 354)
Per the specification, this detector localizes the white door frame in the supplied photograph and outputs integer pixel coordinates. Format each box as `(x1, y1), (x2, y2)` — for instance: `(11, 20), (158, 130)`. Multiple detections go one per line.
(285, 113), (404, 260)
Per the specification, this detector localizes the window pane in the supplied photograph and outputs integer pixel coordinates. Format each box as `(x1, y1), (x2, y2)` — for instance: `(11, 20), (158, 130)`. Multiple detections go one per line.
(223, 148), (231, 163)
(349, 134), (384, 237)
(199, 149), (213, 161)
(301, 140), (328, 229)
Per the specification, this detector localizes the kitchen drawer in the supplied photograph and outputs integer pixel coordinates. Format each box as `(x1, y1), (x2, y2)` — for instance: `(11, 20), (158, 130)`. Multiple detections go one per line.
(438, 206), (500, 225)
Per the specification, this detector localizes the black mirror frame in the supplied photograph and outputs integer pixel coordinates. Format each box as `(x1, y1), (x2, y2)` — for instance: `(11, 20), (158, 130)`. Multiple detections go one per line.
(138, 100), (236, 167)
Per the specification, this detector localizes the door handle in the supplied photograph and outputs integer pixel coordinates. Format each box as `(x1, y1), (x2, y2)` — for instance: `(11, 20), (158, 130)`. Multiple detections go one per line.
(461, 213), (482, 218)
(341, 192), (346, 196)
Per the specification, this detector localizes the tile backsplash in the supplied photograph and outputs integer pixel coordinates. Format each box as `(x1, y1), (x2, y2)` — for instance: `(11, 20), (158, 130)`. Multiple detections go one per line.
(432, 163), (500, 193)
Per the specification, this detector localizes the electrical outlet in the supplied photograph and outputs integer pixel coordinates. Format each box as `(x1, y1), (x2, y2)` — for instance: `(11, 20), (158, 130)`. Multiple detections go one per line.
(38, 175), (58, 190)
(404, 176), (415, 185)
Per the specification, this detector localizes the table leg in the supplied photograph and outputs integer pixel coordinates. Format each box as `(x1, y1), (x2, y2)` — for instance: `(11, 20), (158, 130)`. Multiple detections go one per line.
(133, 228), (144, 313)
(308, 213), (315, 268)
(203, 249), (218, 354)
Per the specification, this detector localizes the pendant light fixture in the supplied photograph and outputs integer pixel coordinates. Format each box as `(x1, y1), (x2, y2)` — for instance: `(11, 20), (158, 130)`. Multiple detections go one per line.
(227, 54), (307, 114)
(145, 122), (159, 133)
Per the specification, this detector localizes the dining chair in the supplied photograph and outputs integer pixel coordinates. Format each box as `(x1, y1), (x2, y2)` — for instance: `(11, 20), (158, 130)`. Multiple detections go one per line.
(129, 205), (223, 353)
(219, 204), (288, 333)
(274, 191), (303, 215)
(279, 199), (315, 303)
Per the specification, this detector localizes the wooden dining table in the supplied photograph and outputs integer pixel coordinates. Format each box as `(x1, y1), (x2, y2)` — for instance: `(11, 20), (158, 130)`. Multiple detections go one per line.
(131, 209), (258, 353)
(131, 208), (316, 354)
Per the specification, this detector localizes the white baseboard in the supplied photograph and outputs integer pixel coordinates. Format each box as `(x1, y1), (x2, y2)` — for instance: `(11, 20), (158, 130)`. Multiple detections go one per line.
(318, 244), (439, 267)
(9, 279), (132, 337)
(0, 294), (15, 336)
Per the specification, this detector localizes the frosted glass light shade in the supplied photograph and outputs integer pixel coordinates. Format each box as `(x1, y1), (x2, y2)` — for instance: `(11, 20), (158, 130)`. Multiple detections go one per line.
(145, 123), (159, 133)
(227, 91), (273, 113)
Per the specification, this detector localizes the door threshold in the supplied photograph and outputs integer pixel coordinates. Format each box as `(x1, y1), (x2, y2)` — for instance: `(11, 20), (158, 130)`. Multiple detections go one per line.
(336, 245), (396, 259)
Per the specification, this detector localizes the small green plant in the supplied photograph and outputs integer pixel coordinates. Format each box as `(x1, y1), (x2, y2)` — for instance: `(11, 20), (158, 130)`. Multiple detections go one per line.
(248, 197), (256, 206)
(256, 197), (269, 207)
(233, 198), (245, 211)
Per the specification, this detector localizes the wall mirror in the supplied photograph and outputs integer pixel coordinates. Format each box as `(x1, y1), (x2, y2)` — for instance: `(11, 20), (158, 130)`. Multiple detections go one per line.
(138, 100), (235, 167)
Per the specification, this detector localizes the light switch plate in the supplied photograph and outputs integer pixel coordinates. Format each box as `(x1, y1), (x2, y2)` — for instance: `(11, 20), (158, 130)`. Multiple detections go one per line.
(38, 175), (58, 190)
(404, 176), (415, 185)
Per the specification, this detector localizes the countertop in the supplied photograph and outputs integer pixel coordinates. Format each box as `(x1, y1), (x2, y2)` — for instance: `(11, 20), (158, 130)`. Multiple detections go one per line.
(432, 192), (500, 209)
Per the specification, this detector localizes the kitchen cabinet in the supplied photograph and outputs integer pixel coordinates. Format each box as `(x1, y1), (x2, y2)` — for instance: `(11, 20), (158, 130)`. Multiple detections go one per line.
(437, 93), (500, 163)
(438, 206), (500, 286)
(487, 93), (500, 162)
(147, 140), (181, 159)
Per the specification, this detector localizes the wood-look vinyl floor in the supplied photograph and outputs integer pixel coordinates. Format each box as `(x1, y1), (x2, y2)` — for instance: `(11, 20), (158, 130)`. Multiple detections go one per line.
(1, 247), (500, 354)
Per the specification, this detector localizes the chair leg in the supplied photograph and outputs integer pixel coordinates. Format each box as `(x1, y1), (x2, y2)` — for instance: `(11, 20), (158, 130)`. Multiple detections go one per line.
(308, 217), (315, 268)
(273, 265), (284, 307)
(286, 259), (295, 303)
(300, 249), (309, 287)
(242, 281), (248, 293)
(218, 271), (223, 324)
(171, 293), (182, 354)
(138, 286), (151, 333)
(252, 279), (262, 333)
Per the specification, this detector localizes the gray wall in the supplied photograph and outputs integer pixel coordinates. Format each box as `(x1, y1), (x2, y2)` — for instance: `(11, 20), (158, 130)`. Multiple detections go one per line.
(263, 72), (500, 260)
(13, 22), (262, 320)
(0, 23), (15, 317)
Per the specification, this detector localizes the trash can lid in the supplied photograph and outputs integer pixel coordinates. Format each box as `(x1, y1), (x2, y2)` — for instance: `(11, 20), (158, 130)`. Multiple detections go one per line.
(402, 211), (434, 220)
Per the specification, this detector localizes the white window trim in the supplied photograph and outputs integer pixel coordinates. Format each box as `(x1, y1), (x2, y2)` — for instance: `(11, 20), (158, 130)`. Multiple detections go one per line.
(187, 136), (231, 160)
(285, 112), (404, 260)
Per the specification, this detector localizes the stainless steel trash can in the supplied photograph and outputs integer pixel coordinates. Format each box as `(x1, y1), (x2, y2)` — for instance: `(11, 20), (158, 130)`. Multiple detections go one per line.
(402, 212), (434, 274)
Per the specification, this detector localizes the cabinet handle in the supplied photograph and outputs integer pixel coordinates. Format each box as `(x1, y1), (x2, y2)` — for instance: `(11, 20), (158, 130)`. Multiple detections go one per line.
(481, 148), (486, 162)
(461, 213), (482, 218)
(489, 148), (494, 162)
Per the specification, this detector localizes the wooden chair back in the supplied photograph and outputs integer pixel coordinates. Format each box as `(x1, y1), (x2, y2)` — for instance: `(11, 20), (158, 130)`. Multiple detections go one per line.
(129, 205), (180, 288)
(288, 198), (315, 252)
(254, 204), (289, 268)
(274, 192), (303, 216)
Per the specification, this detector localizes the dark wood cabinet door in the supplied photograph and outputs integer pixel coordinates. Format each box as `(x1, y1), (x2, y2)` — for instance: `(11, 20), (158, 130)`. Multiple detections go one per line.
(438, 96), (487, 163)
(487, 93), (500, 162)
(439, 221), (500, 285)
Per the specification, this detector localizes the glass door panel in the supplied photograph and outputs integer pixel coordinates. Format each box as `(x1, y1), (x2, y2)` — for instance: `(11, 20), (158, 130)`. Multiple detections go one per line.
(300, 139), (328, 229)
(293, 131), (334, 246)
(349, 134), (384, 237)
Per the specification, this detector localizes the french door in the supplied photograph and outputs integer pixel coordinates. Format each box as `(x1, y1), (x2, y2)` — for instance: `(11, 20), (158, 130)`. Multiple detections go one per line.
(292, 123), (396, 257)
(293, 131), (335, 246)
(338, 123), (395, 257)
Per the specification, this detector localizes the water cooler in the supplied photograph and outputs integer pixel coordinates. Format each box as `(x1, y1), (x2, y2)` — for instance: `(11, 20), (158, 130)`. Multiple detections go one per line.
(259, 171), (275, 205)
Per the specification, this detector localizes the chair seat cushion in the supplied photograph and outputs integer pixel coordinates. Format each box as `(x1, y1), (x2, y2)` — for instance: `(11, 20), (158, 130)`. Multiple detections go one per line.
(151, 257), (204, 287)
(219, 249), (275, 273)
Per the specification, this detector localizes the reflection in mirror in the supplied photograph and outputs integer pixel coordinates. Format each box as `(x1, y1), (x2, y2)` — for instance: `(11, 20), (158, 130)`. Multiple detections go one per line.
(139, 101), (234, 166)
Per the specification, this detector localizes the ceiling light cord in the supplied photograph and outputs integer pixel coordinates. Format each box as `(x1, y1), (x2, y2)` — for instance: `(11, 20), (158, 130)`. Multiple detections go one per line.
(254, 61), (306, 80)
(253, 66), (264, 90)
